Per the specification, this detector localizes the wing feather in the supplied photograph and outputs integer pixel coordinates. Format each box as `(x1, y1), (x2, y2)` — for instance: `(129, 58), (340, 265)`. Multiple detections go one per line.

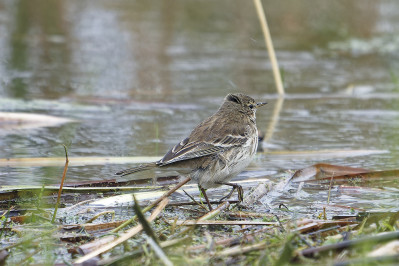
(157, 134), (248, 166)
(157, 112), (251, 166)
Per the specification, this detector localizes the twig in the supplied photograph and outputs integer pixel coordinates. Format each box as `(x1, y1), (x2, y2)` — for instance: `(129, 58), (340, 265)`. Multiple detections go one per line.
(61, 220), (126, 233)
(324, 173), (335, 220)
(86, 211), (115, 223)
(51, 145), (69, 223)
(242, 182), (271, 206)
(172, 201), (231, 238)
(293, 220), (357, 234)
(78, 235), (116, 255)
(65, 198), (101, 211)
(253, 0), (284, 95)
(167, 200), (239, 207)
(299, 230), (399, 257)
(327, 173), (335, 204)
(182, 189), (208, 211)
(199, 201), (230, 221)
(112, 177), (191, 233)
(0, 185), (157, 194)
(226, 211), (276, 219)
(168, 220), (278, 226)
(74, 198), (169, 264)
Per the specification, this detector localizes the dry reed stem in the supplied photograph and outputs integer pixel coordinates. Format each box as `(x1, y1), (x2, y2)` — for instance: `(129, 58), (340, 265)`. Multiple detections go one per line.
(170, 220), (278, 226)
(173, 201), (231, 238)
(59, 220), (126, 233)
(51, 145), (69, 223)
(86, 210), (115, 223)
(253, 0), (284, 95)
(264, 96), (284, 143)
(74, 198), (169, 264)
(112, 177), (191, 233)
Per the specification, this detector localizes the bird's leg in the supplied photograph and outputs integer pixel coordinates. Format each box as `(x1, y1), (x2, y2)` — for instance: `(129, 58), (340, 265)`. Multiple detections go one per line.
(217, 182), (244, 203)
(199, 186), (213, 211)
(218, 186), (236, 202)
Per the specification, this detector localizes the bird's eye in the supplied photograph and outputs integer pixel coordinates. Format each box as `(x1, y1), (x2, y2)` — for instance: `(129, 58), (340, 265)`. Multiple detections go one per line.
(249, 104), (254, 109)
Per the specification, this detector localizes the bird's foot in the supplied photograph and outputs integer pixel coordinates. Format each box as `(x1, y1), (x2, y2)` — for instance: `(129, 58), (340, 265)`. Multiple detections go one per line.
(217, 182), (244, 203)
(218, 187), (235, 203)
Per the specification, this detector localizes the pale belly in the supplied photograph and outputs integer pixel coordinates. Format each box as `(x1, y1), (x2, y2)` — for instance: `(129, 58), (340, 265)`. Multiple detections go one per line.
(192, 137), (258, 189)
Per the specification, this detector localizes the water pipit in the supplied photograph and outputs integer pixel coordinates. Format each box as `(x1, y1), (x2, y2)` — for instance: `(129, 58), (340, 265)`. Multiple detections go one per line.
(116, 93), (266, 210)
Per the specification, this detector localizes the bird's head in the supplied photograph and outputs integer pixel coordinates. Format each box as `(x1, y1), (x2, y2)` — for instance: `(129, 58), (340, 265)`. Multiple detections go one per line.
(221, 93), (267, 118)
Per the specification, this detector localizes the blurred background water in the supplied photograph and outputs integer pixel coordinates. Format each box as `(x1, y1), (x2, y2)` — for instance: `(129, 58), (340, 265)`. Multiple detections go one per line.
(0, 0), (398, 207)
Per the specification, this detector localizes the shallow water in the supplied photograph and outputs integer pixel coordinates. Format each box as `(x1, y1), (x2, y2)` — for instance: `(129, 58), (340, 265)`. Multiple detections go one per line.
(0, 0), (398, 214)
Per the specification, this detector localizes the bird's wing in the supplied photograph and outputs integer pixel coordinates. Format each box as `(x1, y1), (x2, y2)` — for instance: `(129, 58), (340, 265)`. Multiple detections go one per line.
(157, 110), (252, 166)
(157, 133), (248, 166)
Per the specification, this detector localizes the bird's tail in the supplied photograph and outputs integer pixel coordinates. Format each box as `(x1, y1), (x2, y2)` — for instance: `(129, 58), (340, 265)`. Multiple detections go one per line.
(115, 162), (157, 176)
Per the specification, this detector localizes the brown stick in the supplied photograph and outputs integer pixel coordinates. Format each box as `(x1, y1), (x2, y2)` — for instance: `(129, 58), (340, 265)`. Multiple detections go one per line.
(112, 177), (191, 233)
(51, 145), (69, 223)
(74, 198), (169, 264)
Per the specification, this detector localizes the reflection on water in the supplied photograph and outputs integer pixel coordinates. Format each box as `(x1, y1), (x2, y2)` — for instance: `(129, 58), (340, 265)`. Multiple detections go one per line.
(0, 0), (399, 213)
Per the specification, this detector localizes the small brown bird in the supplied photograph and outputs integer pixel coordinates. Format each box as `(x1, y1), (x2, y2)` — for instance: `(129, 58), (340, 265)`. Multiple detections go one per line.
(116, 93), (266, 210)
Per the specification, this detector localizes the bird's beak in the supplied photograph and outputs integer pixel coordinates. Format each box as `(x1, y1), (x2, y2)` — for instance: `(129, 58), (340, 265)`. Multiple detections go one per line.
(256, 102), (267, 108)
